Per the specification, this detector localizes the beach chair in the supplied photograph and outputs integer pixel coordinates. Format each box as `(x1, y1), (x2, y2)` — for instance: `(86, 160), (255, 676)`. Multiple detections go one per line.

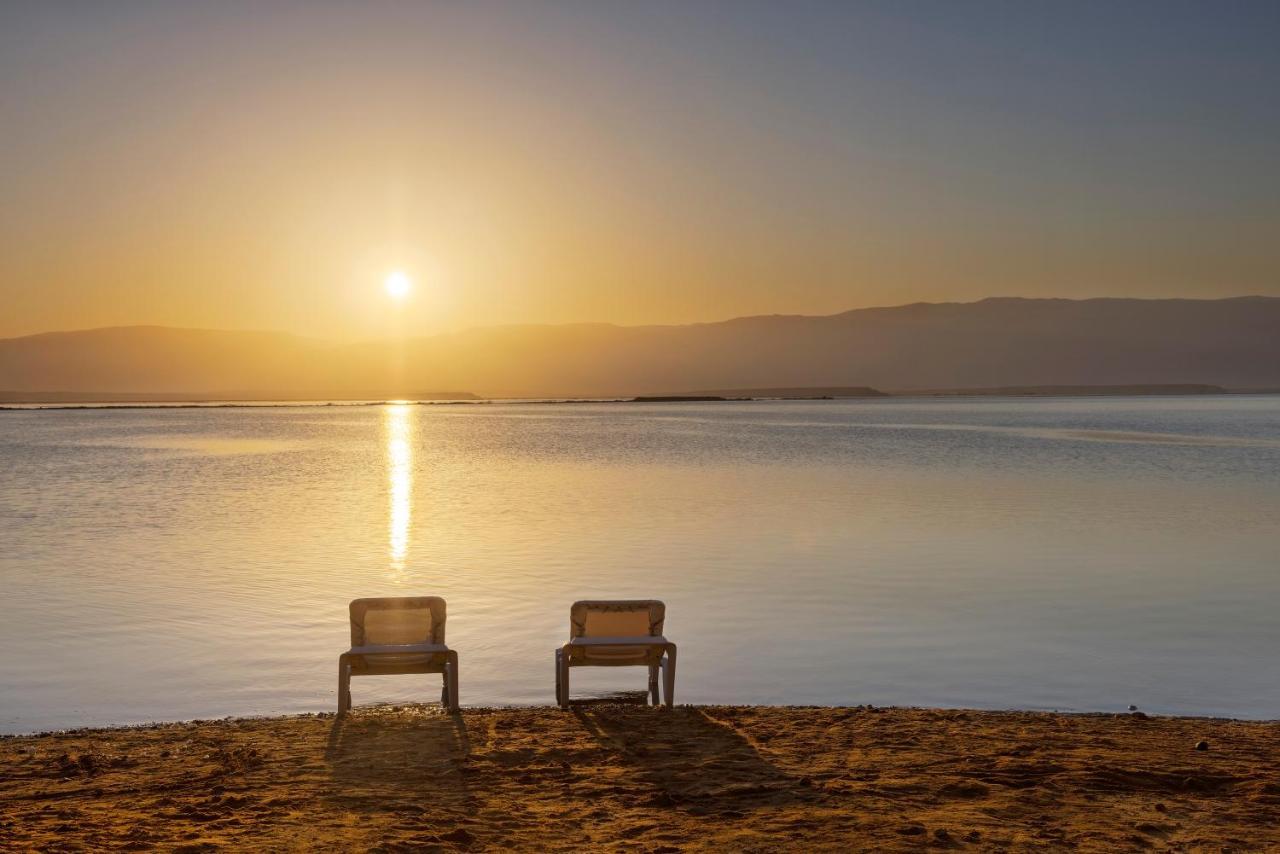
(338, 596), (459, 713)
(555, 600), (676, 708)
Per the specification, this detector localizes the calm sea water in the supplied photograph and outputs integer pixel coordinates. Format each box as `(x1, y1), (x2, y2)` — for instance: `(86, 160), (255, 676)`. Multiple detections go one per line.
(1, 396), (1278, 733)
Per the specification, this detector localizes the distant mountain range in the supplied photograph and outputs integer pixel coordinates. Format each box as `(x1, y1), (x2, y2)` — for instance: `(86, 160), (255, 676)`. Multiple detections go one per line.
(1, 297), (1278, 399)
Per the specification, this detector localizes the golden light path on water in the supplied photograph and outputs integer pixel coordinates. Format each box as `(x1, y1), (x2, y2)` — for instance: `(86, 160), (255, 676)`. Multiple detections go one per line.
(385, 404), (413, 581)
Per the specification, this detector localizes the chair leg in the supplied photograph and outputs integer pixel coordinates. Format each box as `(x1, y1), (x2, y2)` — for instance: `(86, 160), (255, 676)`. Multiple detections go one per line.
(338, 656), (351, 714)
(648, 664), (660, 705)
(441, 669), (450, 708)
(554, 650), (562, 706)
(447, 652), (460, 712)
(557, 648), (570, 709)
(662, 646), (677, 708)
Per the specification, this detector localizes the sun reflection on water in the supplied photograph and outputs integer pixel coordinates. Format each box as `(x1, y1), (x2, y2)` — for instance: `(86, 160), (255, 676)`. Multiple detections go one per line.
(386, 404), (413, 581)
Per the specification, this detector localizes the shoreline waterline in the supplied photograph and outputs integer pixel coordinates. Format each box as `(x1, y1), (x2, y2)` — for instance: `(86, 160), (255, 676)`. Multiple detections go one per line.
(6, 701), (1280, 740)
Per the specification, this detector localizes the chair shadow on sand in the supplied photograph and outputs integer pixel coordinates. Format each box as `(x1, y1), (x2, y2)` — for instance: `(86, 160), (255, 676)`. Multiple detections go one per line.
(324, 708), (472, 815)
(572, 703), (820, 815)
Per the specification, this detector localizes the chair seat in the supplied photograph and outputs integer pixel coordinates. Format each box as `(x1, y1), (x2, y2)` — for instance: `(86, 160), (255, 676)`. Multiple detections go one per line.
(567, 636), (670, 647)
(343, 643), (451, 674)
(347, 643), (450, 656)
(565, 635), (672, 664)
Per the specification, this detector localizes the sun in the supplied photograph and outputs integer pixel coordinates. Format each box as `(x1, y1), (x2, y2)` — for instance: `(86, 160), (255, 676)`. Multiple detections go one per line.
(384, 271), (412, 300)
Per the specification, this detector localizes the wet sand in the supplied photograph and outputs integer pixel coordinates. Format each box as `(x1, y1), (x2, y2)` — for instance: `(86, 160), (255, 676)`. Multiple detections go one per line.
(2, 705), (1278, 851)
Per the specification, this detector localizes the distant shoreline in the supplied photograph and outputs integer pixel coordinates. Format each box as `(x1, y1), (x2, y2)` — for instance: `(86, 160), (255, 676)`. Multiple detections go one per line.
(4, 383), (1278, 410)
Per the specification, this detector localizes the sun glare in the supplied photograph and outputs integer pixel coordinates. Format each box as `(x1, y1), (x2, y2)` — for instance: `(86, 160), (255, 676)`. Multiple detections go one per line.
(384, 271), (412, 300)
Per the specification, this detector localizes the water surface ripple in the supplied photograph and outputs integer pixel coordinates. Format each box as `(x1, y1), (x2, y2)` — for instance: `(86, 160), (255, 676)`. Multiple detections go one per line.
(1, 396), (1278, 732)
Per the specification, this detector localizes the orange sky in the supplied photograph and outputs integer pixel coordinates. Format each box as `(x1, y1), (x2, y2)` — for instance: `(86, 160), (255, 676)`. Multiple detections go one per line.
(2, 3), (1278, 340)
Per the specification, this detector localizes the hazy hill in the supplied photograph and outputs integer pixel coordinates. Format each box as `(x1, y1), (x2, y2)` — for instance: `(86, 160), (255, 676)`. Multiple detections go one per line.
(2, 297), (1278, 398)
(0, 326), (327, 396)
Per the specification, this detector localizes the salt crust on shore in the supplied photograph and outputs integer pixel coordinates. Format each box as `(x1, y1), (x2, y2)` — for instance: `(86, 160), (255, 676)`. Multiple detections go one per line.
(2, 705), (1278, 851)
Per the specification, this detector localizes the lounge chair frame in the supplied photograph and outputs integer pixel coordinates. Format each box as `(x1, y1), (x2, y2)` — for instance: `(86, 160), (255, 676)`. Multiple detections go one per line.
(338, 596), (459, 713)
(555, 600), (676, 708)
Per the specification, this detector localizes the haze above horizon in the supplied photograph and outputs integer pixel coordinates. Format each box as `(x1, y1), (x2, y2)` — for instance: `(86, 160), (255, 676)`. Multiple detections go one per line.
(3, 1), (1279, 340)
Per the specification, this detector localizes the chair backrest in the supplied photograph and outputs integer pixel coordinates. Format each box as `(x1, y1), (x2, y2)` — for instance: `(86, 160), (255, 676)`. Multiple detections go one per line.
(349, 597), (446, 646)
(569, 600), (665, 640)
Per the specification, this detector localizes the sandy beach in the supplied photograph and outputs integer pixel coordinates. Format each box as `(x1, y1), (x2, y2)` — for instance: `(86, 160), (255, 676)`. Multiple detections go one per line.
(2, 704), (1278, 851)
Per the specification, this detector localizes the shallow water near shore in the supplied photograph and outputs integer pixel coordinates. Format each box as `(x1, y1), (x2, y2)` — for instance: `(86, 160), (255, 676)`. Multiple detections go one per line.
(2, 395), (1278, 733)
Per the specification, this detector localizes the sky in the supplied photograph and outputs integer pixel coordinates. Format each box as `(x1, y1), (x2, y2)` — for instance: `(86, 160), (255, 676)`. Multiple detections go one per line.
(2, 0), (1278, 340)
